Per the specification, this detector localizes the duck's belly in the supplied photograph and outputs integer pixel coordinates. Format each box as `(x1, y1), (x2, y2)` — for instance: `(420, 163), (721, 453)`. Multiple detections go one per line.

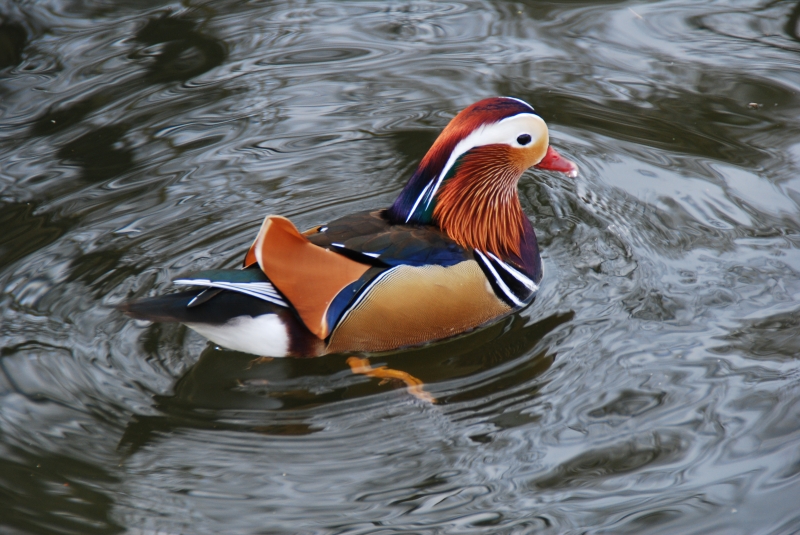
(326, 260), (511, 353)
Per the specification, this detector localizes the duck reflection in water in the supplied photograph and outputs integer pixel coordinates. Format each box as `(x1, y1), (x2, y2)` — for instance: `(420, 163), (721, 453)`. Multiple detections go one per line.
(119, 311), (571, 454)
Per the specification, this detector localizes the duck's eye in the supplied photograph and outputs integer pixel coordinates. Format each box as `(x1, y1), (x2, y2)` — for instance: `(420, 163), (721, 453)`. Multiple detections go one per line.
(517, 134), (532, 146)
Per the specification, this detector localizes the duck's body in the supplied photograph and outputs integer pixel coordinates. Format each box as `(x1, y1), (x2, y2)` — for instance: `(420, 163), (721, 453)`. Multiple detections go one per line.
(121, 97), (577, 357)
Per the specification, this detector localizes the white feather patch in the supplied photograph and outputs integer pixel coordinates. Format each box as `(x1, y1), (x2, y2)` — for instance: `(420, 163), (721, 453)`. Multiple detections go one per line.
(186, 314), (290, 357)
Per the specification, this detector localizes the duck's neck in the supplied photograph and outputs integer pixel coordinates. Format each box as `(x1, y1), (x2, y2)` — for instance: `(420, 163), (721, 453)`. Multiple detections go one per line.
(388, 145), (542, 279)
(433, 149), (526, 258)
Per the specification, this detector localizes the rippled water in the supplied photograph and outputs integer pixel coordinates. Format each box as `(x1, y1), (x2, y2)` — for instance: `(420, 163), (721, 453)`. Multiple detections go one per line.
(1, 0), (799, 533)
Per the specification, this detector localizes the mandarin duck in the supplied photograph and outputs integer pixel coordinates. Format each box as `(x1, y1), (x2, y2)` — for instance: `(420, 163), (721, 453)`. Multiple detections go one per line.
(121, 97), (577, 363)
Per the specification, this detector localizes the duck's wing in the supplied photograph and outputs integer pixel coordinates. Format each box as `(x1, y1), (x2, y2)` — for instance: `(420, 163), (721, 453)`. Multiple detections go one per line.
(236, 210), (479, 342)
(244, 210), (473, 270)
(247, 211), (513, 352)
(172, 268), (288, 307)
(305, 209), (474, 267)
(119, 268), (290, 325)
(308, 210), (540, 308)
(244, 215), (378, 340)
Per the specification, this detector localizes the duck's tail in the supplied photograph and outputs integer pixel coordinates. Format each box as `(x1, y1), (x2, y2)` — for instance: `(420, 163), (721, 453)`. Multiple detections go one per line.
(120, 288), (289, 324)
(118, 286), (324, 357)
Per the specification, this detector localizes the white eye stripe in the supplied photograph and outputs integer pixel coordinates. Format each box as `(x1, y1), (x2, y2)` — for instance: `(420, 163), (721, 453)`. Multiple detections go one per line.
(405, 179), (434, 223)
(420, 113), (547, 211)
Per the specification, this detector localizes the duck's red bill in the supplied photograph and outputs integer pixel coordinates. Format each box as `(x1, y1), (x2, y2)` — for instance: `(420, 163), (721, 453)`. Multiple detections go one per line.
(535, 146), (578, 178)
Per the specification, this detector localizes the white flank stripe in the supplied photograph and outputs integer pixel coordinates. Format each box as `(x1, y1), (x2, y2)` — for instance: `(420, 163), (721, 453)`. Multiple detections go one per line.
(474, 251), (524, 307)
(486, 252), (539, 292)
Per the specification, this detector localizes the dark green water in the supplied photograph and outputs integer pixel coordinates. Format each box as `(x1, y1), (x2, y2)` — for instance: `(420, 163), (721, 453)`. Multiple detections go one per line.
(1, 0), (799, 533)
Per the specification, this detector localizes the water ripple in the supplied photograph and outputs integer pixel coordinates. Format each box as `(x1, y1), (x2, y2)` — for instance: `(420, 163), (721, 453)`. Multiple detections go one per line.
(1, 0), (799, 533)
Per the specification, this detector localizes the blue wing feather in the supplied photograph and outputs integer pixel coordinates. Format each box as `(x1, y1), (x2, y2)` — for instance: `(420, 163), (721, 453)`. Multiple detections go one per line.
(307, 210), (472, 268)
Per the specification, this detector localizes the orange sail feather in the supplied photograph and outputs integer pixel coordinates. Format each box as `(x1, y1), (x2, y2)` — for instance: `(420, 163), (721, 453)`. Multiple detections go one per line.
(251, 216), (370, 339)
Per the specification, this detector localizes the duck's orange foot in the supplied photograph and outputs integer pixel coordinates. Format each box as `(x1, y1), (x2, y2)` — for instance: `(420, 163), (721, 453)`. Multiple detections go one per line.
(347, 357), (435, 403)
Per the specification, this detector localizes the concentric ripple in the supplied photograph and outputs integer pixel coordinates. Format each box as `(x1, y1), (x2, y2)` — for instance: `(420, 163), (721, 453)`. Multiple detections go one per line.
(1, 0), (799, 534)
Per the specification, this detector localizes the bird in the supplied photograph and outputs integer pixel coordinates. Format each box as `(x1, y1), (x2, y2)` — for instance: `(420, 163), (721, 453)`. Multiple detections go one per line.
(120, 97), (577, 362)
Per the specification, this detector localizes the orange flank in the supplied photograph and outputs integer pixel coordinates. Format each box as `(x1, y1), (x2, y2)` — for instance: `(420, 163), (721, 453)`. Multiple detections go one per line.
(347, 357), (435, 403)
(252, 216), (370, 339)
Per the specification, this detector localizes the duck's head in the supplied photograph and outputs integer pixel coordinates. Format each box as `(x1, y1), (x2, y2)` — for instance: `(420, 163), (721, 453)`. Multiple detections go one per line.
(388, 97), (577, 257)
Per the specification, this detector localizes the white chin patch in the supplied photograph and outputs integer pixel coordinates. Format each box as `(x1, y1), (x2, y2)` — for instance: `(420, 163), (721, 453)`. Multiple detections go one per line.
(186, 314), (289, 357)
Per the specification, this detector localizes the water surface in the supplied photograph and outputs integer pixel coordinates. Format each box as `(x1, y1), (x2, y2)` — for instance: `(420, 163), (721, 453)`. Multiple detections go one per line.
(1, 0), (799, 533)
